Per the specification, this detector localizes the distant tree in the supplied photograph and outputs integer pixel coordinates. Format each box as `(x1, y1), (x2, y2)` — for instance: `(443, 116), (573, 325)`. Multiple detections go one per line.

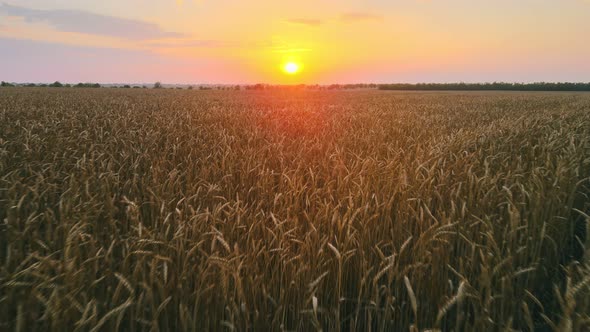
(378, 82), (590, 91)
(142, 86), (147, 89)
(123, 85), (131, 88)
(188, 85), (193, 90)
(234, 85), (241, 90)
(154, 82), (163, 89)
(1, 81), (15, 87)
(72, 83), (101, 88)
(49, 81), (63, 87)
(25, 83), (37, 87)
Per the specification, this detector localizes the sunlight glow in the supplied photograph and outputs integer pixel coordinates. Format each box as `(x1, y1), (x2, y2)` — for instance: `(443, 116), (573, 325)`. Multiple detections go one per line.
(283, 62), (300, 75)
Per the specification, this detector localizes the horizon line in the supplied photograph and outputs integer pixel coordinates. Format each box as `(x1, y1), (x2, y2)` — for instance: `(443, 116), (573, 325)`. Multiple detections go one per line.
(3, 81), (590, 86)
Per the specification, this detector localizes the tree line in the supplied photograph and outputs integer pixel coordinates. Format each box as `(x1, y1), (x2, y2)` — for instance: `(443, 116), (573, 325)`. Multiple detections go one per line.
(1, 81), (101, 88)
(378, 82), (590, 91)
(5, 81), (590, 91)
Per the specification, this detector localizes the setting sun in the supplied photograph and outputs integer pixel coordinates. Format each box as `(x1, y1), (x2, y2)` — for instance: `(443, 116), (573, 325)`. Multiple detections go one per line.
(283, 62), (300, 75)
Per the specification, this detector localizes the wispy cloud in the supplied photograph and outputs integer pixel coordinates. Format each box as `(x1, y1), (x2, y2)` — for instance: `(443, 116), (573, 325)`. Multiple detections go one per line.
(267, 39), (313, 53)
(150, 37), (313, 53)
(0, 3), (182, 40)
(148, 38), (311, 54)
(148, 40), (235, 48)
(147, 39), (274, 49)
(285, 18), (324, 27)
(340, 12), (383, 23)
(272, 48), (312, 53)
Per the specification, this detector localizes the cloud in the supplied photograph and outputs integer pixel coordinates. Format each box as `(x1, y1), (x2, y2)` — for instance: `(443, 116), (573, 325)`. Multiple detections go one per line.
(0, 3), (182, 40)
(340, 12), (383, 23)
(285, 18), (324, 27)
(150, 37), (312, 53)
(148, 39), (235, 48)
(147, 39), (274, 49)
(147, 38), (312, 54)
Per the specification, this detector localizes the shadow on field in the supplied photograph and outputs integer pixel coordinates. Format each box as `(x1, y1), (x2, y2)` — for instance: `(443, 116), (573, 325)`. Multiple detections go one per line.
(533, 179), (589, 331)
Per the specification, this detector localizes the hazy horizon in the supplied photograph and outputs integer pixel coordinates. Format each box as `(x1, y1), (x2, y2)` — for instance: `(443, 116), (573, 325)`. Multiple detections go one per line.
(5, 78), (590, 86)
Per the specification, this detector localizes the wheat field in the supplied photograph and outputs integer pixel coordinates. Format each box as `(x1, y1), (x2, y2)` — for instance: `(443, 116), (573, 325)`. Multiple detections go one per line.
(1, 88), (589, 331)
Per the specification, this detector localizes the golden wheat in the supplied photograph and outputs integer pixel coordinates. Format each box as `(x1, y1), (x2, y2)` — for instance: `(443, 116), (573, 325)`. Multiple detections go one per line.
(0, 88), (589, 331)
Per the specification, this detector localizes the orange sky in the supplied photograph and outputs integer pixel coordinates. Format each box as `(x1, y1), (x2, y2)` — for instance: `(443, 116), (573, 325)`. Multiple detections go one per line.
(1, 0), (589, 84)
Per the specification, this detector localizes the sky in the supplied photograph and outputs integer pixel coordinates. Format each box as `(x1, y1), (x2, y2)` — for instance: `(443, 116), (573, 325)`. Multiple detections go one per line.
(1, 0), (589, 84)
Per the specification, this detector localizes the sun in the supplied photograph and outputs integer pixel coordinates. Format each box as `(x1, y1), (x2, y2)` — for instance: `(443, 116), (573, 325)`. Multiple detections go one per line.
(283, 62), (300, 75)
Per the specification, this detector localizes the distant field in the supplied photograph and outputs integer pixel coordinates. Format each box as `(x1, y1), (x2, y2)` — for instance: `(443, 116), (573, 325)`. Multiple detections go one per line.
(1, 88), (589, 331)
